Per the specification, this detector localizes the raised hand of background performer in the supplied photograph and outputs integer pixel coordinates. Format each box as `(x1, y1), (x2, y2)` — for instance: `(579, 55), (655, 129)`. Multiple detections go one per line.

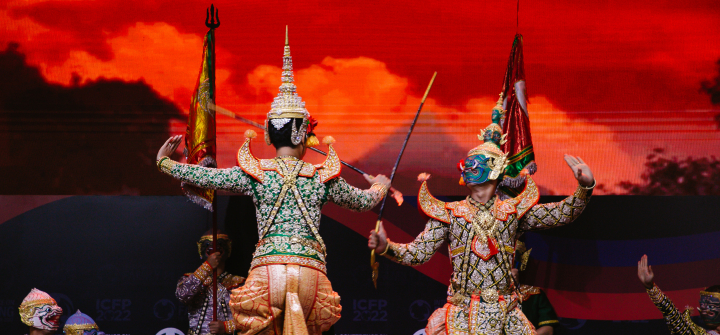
(208, 321), (225, 334)
(564, 155), (594, 187)
(363, 174), (391, 189)
(637, 254), (655, 289)
(368, 221), (388, 254)
(206, 252), (222, 269)
(157, 135), (182, 161)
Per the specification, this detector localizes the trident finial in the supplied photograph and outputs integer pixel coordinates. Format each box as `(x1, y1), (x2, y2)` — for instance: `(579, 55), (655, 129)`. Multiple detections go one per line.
(205, 4), (220, 29)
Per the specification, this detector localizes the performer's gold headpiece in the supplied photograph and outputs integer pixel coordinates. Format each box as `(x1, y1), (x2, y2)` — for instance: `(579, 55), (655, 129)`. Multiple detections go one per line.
(264, 26), (318, 147)
(458, 94), (509, 185)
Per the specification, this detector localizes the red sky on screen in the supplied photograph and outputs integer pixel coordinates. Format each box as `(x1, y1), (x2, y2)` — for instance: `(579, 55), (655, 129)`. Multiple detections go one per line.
(2, 0), (720, 194)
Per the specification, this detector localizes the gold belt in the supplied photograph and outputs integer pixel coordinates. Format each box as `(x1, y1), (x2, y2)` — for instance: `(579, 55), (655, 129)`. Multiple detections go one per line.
(257, 235), (324, 253)
(449, 287), (514, 307)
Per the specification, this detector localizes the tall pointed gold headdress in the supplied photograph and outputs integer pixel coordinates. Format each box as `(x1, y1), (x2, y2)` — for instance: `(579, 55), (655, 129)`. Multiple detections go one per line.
(461, 94), (509, 182)
(264, 26), (318, 147)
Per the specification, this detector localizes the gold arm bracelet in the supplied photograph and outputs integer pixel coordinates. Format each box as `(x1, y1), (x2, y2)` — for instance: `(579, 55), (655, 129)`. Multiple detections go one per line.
(371, 182), (389, 195)
(156, 156), (169, 170)
(580, 179), (596, 190)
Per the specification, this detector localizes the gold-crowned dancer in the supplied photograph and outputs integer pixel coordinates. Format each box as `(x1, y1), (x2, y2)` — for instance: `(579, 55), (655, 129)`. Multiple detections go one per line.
(368, 96), (595, 335)
(638, 254), (720, 335)
(156, 27), (391, 335)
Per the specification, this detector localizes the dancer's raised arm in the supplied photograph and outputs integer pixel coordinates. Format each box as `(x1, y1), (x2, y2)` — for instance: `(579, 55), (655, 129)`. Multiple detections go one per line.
(519, 155), (595, 231)
(156, 135), (254, 194)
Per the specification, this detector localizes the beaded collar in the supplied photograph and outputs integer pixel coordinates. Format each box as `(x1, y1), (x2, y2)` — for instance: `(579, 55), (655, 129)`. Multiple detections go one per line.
(466, 195), (496, 211)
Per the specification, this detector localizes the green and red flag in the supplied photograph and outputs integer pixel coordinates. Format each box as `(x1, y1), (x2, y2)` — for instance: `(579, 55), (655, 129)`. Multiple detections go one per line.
(182, 27), (217, 210)
(500, 34), (535, 193)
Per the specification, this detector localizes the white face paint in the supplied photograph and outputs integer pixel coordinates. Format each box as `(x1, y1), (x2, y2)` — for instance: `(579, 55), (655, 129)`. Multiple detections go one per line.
(30, 302), (63, 330)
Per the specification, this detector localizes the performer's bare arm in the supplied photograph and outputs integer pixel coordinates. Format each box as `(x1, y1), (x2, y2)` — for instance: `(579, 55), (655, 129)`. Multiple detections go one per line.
(519, 155), (595, 231)
(326, 174), (390, 212)
(536, 326), (553, 335)
(368, 219), (448, 266)
(156, 135), (253, 194)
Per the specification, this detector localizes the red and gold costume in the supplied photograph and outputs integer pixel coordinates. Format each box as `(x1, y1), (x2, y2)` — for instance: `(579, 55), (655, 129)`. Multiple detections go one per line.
(158, 30), (387, 334)
(380, 96), (594, 334)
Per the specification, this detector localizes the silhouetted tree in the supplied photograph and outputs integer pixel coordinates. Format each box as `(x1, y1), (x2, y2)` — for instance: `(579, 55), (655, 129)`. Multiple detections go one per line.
(700, 58), (720, 128)
(0, 43), (185, 195)
(618, 148), (720, 195)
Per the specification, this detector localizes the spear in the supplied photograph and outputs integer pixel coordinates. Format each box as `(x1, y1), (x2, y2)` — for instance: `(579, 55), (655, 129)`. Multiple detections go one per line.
(371, 71), (437, 288)
(209, 102), (405, 205)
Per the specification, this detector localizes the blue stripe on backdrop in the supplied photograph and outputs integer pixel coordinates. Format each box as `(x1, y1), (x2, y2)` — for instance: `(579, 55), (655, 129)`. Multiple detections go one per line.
(525, 230), (720, 267)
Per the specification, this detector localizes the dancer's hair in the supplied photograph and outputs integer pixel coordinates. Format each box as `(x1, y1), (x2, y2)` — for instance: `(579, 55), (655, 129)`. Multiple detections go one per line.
(269, 118), (304, 149)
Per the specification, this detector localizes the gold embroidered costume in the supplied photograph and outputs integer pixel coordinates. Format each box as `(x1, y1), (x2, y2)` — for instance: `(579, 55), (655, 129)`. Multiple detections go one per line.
(380, 97), (594, 335)
(159, 29), (387, 334)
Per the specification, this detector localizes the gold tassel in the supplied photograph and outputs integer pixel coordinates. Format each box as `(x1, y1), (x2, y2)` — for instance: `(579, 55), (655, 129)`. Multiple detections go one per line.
(306, 134), (319, 147)
(322, 136), (336, 145)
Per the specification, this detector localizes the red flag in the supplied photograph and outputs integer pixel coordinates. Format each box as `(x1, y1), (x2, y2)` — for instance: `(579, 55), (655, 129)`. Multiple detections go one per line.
(500, 34), (535, 190)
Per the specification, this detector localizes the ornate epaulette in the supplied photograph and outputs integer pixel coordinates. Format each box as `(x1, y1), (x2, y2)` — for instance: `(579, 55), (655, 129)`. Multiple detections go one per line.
(221, 274), (246, 290)
(237, 138), (265, 183)
(314, 144), (342, 183)
(501, 176), (540, 219)
(417, 181), (451, 223)
(518, 284), (542, 302)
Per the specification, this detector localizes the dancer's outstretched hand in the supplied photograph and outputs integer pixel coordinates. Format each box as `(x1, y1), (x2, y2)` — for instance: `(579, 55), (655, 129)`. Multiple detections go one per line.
(364, 174), (391, 189)
(368, 221), (388, 254)
(637, 254), (655, 289)
(158, 135), (182, 161)
(564, 155), (594, 187)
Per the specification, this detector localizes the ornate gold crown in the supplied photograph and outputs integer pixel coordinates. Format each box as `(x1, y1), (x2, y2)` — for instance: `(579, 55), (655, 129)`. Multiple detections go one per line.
(196, 233), (232, 258)
(700, 291), (720, 299)
(263, 26), (317, 147)
(465, 94), (509, 180)
(267, 26), (309, 121)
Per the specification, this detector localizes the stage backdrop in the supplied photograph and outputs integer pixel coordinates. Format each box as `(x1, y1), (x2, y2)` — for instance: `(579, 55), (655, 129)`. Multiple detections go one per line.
(2, 195), (719, 335)
(1, 0), (720, 334)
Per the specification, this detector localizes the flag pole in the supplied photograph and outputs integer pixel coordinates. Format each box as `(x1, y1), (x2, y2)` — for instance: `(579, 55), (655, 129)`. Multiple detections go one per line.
(205, 4), (220, 323)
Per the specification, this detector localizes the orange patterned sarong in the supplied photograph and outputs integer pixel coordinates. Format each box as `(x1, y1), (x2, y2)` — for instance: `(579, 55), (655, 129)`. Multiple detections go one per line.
(230, 264), (341, 335)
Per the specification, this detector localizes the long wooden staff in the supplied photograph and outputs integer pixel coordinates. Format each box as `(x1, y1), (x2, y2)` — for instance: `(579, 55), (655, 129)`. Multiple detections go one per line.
(371, 72), (437, 288)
